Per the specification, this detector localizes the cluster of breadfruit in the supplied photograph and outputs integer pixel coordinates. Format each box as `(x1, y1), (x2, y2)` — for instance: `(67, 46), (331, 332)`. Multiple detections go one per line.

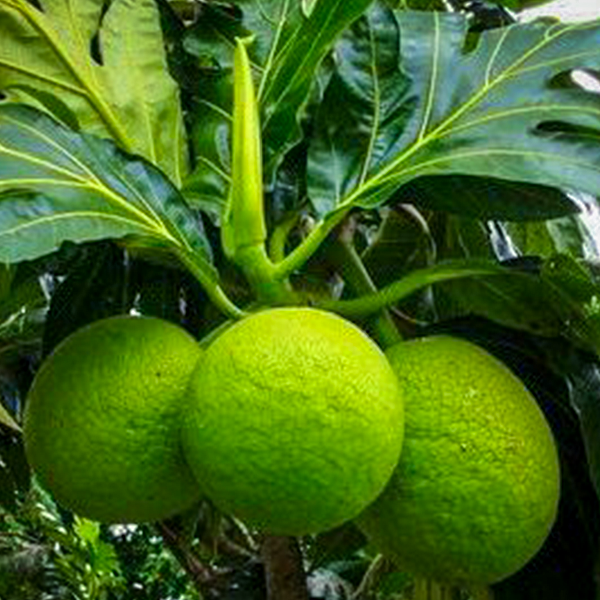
(24, 308), (560, 585)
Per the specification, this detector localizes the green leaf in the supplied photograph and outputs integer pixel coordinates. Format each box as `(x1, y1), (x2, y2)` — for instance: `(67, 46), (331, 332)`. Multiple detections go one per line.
(396, 175), (578, 221)
(0, 0), (186, 184)
(259, 0), (376, 175)
(184, 0), (374, 218)
(308, 8), (600, 218)
(504, 208), (600, 258)
(0, 400), (19, 431)
(0, 104), (215, 284)
(497, 0), (557, 11)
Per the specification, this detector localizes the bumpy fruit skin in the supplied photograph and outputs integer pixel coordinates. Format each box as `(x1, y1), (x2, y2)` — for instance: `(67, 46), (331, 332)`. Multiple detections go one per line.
(182, 307), (404, 535)
(356, 336), (560, 584)
(24, 316), (202, 524)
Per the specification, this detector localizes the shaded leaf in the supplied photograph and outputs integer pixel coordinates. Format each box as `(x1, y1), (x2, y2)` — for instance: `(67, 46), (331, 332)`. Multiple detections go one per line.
(309, 522), (367, 570)
(259, 0), (376, 175)
(309, 8), (600, 220)
(0, 263), (45, 328)
(0, 0), (186, 183)
(41, 242), (128, 356)
(0, 105), (215, 286)
(397, 175), (579, 221)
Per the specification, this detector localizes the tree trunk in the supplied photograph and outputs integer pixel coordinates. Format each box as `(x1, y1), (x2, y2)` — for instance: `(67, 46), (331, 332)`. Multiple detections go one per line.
(261, 536), (310, 600)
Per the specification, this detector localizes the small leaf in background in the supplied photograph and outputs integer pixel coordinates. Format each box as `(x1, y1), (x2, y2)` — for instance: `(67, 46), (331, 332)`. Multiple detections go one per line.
(0, 399), (20, 431)
(362, 207), (435, 286)
(308, 522), (367, 570)
(0, 105), (215, 284)
(308, 7), (600, 220)
(0, 0), (187, 183)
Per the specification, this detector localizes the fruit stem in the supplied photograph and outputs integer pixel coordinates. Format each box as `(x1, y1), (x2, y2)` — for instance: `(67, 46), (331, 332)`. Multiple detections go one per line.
(272, 209), (350, 280)
(157, 521), (214, 594)
(318, 259), (509, 320)
(235, 245), (298, 305)
(327, 224), (402, 349)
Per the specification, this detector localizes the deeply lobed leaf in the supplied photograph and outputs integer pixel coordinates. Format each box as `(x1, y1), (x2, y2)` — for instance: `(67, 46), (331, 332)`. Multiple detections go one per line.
(308, 7), (600, 220)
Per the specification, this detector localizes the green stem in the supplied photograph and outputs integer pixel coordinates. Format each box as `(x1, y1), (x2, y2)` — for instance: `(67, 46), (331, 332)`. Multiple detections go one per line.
(273, 209), (350, 280)
(177, 252), (246, 320)
(268, 213), (299, 263)
(236, 245), (296, 305)
(319, 260), (508, 319)
(330, 238), (402, 349)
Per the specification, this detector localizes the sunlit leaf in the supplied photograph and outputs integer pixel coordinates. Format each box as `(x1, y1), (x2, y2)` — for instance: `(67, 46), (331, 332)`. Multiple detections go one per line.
(0, 0), (186, 183)
(0, 105), (215, 285)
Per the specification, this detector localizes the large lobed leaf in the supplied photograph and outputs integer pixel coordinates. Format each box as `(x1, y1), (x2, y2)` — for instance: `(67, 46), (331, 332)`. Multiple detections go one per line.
(308, 5), (600, 220)
(0, 0), (186, 184)
(0, 105), (215, 282)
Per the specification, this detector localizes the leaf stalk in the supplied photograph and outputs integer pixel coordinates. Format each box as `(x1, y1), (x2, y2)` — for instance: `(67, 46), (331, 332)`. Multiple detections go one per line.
(319, 259), (509, 318)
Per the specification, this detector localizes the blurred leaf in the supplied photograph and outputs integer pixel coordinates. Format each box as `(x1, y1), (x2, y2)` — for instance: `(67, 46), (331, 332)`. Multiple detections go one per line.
(308, 8), (600, 220)
(0, 0), (187, 183)
(0, 105), (215, 287)
(0, 399), (19, 431)
(73, 518), (100, 547)
(363, 207), (435, 285)
(309, 522), (367, 570)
